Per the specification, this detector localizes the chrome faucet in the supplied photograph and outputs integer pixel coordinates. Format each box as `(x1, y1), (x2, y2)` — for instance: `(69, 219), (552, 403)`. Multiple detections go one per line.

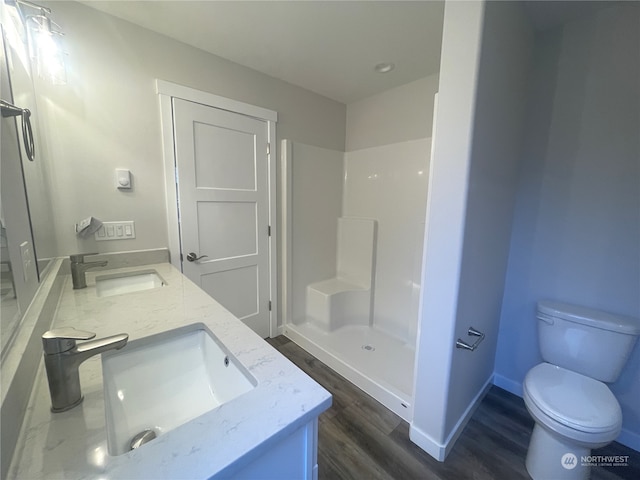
(42, 327), (128, 412)
(70, 253), (108, 289)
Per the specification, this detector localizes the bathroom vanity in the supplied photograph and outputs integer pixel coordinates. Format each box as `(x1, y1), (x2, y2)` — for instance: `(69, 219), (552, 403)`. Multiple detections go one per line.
(6, 260), (331, 479)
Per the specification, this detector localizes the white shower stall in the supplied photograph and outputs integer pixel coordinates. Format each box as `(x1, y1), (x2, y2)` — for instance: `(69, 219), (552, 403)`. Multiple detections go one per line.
(281, 103), (434, 419)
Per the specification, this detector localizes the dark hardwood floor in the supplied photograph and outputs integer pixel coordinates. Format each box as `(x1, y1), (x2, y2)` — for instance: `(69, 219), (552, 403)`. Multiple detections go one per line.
(266, 335), (640, 480)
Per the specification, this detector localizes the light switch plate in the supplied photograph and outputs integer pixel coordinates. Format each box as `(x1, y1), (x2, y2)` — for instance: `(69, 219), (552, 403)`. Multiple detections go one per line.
(95, 221), (136, 241)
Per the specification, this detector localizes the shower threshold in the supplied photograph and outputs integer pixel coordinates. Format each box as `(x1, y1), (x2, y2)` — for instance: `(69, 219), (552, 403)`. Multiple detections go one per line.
(283, 322), (415, 421)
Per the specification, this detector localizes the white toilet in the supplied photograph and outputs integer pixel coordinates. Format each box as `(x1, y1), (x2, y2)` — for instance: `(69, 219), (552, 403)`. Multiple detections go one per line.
(524, 300), (640, 480)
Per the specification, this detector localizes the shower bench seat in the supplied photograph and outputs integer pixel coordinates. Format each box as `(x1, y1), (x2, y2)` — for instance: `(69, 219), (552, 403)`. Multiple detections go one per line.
(306, 277), (371, 331)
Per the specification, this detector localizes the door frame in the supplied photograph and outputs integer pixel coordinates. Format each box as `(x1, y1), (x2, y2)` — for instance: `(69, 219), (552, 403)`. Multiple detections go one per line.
(156, 79), (278, 337)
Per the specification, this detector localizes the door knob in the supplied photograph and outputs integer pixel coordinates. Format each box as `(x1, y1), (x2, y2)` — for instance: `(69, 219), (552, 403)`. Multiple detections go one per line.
(186, 252), (208, 262)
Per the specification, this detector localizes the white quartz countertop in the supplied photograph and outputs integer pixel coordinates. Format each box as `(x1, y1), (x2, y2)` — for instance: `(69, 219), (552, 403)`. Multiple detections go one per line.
(8, 262), (331, 479)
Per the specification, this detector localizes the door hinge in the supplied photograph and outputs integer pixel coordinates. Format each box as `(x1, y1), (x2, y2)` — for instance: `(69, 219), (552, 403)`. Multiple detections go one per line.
(268, 225), (271, 237)
(267, 142), (271, 155)
(269, 300), (272, 311)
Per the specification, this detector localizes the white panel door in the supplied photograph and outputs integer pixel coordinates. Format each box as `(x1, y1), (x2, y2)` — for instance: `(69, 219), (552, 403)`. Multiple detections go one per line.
(173, 98), (270, 337)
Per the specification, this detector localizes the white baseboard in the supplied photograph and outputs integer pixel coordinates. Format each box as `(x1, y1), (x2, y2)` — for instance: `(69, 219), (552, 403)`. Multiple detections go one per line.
(616, 428), (640, 452)
(493, 373), (523, 397)
(410, 375), (493, 461)
(409, 425), (447, 461)
(273, 324), (284, 337)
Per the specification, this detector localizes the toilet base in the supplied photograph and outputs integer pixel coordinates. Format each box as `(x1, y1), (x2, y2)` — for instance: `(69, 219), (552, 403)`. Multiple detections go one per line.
(526, 424), (592, 480)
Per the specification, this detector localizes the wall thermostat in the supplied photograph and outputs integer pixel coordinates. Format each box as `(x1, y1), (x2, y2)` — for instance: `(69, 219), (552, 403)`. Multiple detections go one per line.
(115, 168), (132, 190)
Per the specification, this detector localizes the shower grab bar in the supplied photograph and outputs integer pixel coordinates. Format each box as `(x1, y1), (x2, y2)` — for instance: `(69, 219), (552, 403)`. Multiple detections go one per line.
(456, 326), (485, 352)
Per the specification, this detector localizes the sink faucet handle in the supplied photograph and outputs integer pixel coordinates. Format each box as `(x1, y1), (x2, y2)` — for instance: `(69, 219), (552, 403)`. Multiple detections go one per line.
(42, 327), (96, 354)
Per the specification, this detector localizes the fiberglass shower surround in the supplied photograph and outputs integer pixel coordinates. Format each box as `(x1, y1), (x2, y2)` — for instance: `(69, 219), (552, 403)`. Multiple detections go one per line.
(282, 138), (431, 420)
(305, 217), (377, 331)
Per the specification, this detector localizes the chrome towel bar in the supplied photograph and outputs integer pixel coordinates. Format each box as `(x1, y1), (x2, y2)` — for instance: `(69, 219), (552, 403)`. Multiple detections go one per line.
(456, 326), (485, 351)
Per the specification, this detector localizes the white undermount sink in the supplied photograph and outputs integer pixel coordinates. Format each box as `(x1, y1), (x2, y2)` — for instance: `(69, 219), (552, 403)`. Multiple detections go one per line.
(101, 324), (257, 455)
(95, 270), (165, 297)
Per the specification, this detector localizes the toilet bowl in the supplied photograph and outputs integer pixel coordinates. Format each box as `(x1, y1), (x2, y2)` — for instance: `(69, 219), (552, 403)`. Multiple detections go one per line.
(524, 301), (639, 480)
(524, 363), (622, 480)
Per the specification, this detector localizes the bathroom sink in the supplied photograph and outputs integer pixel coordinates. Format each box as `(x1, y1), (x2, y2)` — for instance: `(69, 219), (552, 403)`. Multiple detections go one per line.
(95, 270), (165, 297)
(101, 324), (257, 455)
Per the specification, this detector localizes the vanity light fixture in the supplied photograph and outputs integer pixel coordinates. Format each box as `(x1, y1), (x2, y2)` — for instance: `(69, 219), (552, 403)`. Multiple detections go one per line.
(14, 0), (67, 84)
(374, 62), (395, 74)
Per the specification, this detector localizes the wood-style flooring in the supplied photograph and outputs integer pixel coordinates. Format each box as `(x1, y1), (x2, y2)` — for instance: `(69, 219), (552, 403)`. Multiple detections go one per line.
(266, 335), (640, 480)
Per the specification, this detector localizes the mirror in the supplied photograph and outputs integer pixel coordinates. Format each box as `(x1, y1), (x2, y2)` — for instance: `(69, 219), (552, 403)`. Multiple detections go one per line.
(0, 7), (52, 356)
(0, 31), (24, 356)
(0, 190), (19, 356)
(2, 4), (55, 275)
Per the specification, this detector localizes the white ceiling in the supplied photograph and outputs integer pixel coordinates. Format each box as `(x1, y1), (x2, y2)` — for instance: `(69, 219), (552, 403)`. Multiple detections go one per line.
(76, 1), (622, 104)
(79, 1), (445, 104)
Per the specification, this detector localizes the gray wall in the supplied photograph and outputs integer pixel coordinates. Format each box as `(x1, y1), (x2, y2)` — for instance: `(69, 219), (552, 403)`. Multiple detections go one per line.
(35, 1), (346, 256)
(345, 74), (439, 151)
(445, 0), (532, 435)
(495, 4), (640, 449)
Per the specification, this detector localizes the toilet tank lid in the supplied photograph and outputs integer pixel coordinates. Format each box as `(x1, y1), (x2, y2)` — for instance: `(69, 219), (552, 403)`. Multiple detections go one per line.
(538, 300), (640, 335)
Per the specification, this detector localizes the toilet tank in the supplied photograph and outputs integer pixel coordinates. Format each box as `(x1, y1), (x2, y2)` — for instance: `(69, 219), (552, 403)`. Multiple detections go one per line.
(537, 300), (640, 383)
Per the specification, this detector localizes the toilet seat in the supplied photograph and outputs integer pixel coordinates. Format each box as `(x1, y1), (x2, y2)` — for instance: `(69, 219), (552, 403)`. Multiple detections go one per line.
(524, 363), (622, 438)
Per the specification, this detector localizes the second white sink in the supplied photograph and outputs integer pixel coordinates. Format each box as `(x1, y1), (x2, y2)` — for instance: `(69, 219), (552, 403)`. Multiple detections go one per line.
(102, 324), (257, 455)
(95, 270), (165, 297)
